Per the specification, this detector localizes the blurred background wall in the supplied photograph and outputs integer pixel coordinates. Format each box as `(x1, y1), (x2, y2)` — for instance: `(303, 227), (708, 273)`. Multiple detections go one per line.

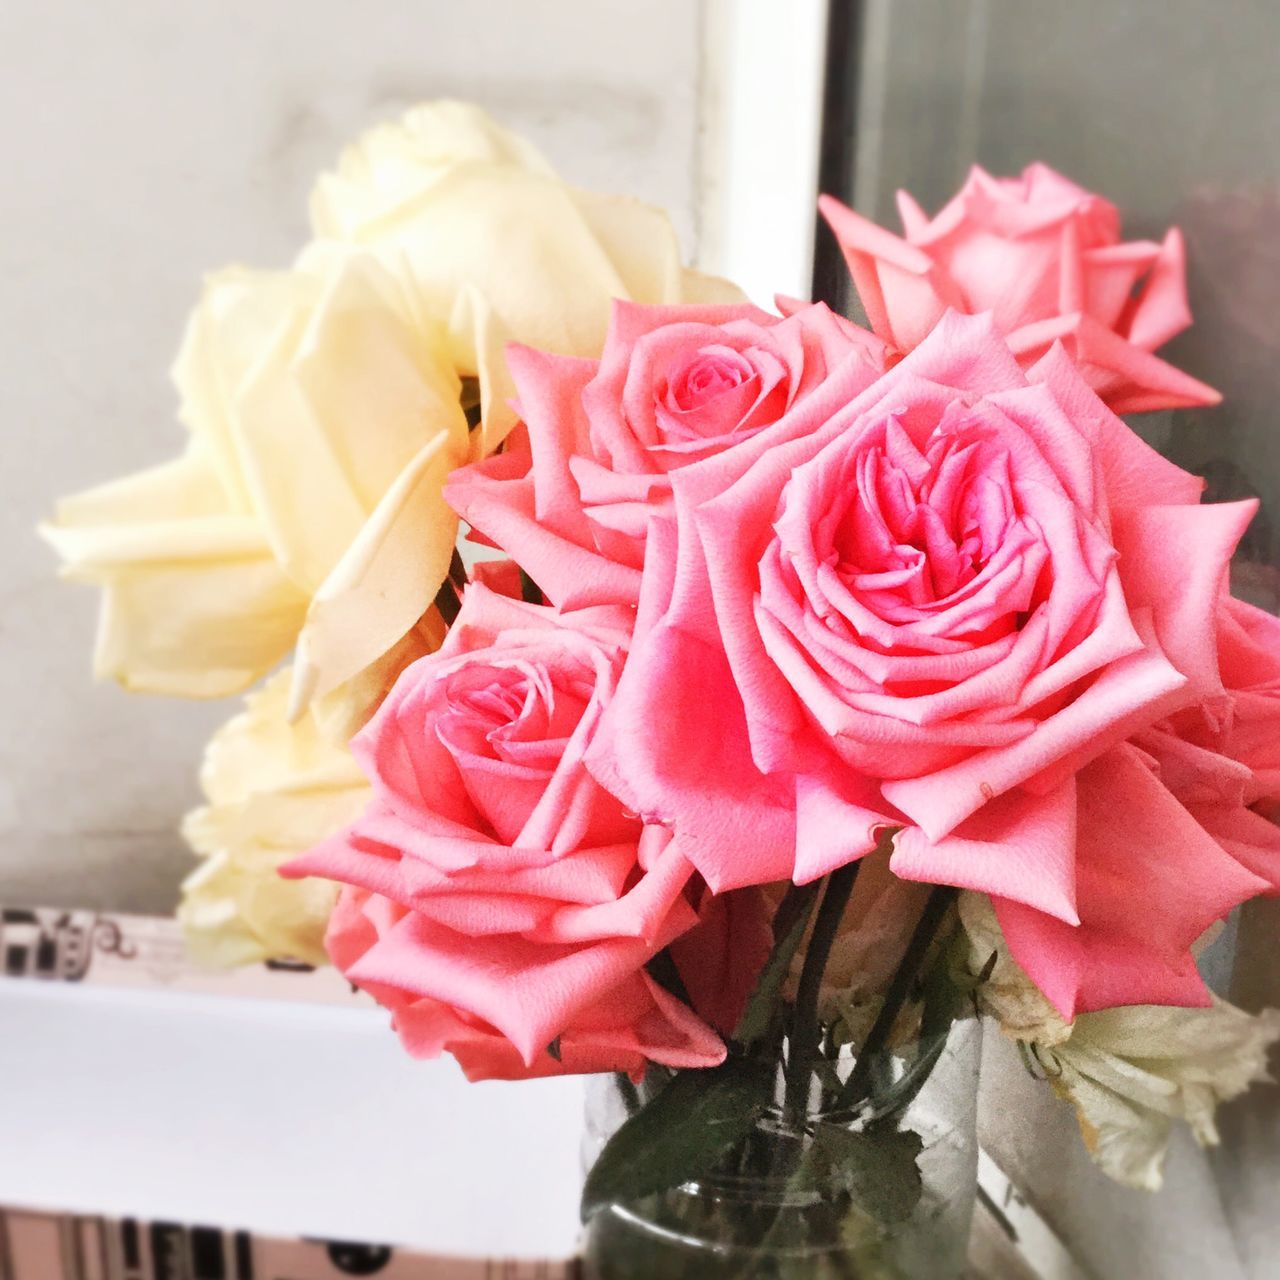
(0, 0), (709, 913)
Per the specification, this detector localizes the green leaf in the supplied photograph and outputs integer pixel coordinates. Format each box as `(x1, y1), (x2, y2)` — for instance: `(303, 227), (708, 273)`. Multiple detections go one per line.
(581, 1058), (774, 1221)
(859, 1035), (947, 1124)
(734, 880), (822, 1046)
(800, 1122), (925, 1226)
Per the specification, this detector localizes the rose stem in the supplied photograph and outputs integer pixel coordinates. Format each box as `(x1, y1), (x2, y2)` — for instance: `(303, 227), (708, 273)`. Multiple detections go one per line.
(784, 859), (861, 1123)
(834, 883), (958, 1113)
(434, 574), (462, 626)
(448, 547), (469, 591)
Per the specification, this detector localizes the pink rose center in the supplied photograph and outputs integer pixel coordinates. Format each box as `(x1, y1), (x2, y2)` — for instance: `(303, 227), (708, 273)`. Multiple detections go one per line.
(669, 349), (754, 409)
(441, 661), (589, 771)
(838, 428), (1011, 610)
(654, 345), (768, 447)
(773, 412), (1054, 662)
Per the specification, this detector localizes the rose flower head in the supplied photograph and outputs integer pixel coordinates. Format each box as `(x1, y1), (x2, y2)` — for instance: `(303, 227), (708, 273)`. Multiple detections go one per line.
(285, 585), (723, 1081)
(1131, 592), (1280, 892)
(588, 311), (1268, 1020)
(178, 668), (371, 968)
(43, 250), (467, 713)
(311, 100), (744, 371)
(960, 893), (1280, 1192)
(820, 163), (1219, 414)
(447, 299), (887, 609)
(45, 101), (743, 726)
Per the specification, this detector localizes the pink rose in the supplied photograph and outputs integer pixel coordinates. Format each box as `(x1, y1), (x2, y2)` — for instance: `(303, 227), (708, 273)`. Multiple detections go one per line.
(1128, 595), (1280, 893)
(1212, 597), (1280, 809)
(588, 312), (1266, 1017)
(446, 300), (886, 609)
(285, 585), (723, 1080)
(1003, 596), (1280, 1018)
(1137, 595), (1280, 811)
(819, 163), (1220, 414)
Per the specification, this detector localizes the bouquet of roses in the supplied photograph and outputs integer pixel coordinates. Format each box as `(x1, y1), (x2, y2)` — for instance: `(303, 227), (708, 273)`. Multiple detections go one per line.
(47, 105), (1280, 1276)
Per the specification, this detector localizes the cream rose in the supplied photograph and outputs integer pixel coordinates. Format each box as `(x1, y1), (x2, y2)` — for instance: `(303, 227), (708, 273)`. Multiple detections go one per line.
(178, 669), (371, 967)
(46, 102), (739, 729)
(310, 101), (743, 375)
(44, 247), (467, 726)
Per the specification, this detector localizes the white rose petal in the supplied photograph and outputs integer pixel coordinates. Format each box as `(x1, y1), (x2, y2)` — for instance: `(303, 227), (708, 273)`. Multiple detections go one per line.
(178, 669), (371, 967)
(960, 892), (1280, 1189)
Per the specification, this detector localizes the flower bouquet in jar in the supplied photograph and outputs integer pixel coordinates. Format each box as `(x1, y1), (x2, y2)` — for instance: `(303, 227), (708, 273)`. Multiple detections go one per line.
(47, 107), (1280, 1278)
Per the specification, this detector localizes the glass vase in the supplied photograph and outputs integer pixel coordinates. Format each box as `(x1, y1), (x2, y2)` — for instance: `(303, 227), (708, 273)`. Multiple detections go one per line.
(581, 1015), (982, 1279)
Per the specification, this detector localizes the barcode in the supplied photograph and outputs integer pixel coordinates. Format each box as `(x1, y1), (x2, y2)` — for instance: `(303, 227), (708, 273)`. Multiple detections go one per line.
(0, 1209), (578, 1280)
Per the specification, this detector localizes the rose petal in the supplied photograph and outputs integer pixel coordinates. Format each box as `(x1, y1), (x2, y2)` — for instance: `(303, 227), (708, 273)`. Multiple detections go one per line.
(995, 745), (1269, 1018)
(891, 780), (1079, 923)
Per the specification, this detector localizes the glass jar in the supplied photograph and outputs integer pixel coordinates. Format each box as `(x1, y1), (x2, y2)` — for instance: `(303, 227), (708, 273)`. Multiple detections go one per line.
(581, 1016), (982, 1279)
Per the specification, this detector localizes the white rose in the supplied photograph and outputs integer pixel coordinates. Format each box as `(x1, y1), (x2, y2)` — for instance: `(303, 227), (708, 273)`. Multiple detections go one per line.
(178, 669), (371, 966)
(46, 102), (741, 724)
(960, 893), (1280, 1190)
(309, 100), (742, 370)
(45, 248), (465, 721)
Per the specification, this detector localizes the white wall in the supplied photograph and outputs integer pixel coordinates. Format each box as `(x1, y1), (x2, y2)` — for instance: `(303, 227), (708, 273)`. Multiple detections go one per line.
(0, 0), (706, 912)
